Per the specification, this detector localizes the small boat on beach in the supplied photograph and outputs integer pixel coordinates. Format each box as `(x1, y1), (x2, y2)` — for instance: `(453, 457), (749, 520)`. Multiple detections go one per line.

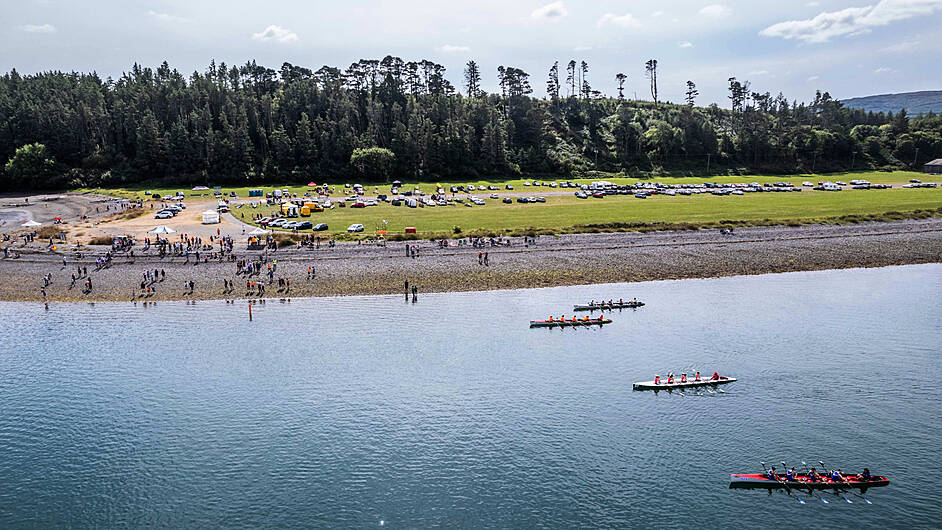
(574, 300), (644, 311)
(632, 376), (736, 390)
(529, 317), (611, 328)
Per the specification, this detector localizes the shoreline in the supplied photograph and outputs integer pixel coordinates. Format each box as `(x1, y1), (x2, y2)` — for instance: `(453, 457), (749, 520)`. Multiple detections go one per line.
(2, 218), (941, 303)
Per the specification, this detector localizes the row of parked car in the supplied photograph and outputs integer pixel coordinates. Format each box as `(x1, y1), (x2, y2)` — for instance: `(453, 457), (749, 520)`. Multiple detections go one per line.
(154, 203), (186, 219)
(258, 218), (329, 231)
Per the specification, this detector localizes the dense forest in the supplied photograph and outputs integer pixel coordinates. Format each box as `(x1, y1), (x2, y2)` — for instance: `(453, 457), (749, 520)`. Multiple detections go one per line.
(1, 57), (941, 190)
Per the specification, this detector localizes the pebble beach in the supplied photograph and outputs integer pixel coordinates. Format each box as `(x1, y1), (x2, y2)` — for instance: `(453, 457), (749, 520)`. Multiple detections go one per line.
(2, 218), (941, 303)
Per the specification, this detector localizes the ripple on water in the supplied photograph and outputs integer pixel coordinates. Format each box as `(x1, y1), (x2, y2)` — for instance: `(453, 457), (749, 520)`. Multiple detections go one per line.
(0, 264), (940, 527)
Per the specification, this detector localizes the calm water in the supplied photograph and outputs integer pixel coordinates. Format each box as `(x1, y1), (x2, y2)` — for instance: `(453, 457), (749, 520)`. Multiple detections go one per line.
(1, 265), (940, 528)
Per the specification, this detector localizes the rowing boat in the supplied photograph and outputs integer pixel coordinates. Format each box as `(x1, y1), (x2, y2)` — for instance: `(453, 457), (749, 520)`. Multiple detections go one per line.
(729, 473), (889, 490)
(632, 377), (736, 390)
(529, 317), (611, 328)
(573, 301), (644, 311)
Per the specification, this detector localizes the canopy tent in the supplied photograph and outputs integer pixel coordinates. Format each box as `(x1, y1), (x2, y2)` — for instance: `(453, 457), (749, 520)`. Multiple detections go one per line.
(192, 186), (209, 190)
(21, 220), (41, 227)
(307, 182), (317, 187)
(201, 210), (220, 224)
(147, 225), (176, 234)
(248, 227), (271, 235)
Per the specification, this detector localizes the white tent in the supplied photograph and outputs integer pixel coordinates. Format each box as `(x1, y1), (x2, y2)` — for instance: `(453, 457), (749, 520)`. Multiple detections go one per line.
(248, 227), (271, 235)
(21, 220), (41, 227)
(201, 210), (220, 224)
(147, 225), (176, 234)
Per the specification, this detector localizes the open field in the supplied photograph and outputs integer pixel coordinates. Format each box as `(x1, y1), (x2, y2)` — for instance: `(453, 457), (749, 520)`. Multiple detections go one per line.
(78, 170), (929, 201)
(231, 187), (942, 238)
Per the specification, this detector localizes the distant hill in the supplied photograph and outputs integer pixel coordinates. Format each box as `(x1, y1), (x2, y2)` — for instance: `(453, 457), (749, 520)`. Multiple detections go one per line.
(841, 90), (942, 115)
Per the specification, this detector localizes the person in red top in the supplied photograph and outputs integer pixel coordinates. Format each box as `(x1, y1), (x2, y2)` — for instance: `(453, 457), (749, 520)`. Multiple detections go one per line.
(694, 371), (701, 381)
(667, 373), (674, 384)
(680, 373), (688, 383)
(654, 375), (660, 385)
(711, 371), (719, 380)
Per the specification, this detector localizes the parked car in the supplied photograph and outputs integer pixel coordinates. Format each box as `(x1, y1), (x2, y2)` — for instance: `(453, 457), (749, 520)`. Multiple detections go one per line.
(347, 224), (364, 232)
(269, 219), (288, 227)
(535, 197), (546, 203)
(155, 211), (173, 219)
(502, 197), (513, 204)
(313, 223), (329, 231)
(283, 221), (300, 230)
(505, 184), (514, 190)
(295, 221), (313, 230)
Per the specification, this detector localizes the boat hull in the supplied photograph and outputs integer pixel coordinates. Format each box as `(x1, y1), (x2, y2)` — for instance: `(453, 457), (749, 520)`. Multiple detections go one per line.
(574, 302), (644, 311)
(729, 473), (889, 490)
(529, 319), (611, 328)
(632, 377), (736, 390)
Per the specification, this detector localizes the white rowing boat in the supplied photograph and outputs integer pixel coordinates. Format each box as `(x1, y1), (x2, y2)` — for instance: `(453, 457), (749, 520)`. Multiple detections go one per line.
(632, 377), (736, 391)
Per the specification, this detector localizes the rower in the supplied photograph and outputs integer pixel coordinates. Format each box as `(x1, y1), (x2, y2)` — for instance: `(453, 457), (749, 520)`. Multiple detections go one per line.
(680, 373), (687, 383)
(618, 298), (624, 305)
(667, 373), (674, 384)
(548, 316), (553, 322)
(654, 375), (660, 385)
(786, 467), (796, 481)
(767, 466), (777, 480)
(694, 371), (701, 381)
(858, 468), (872, 481)
(808, 467), (819, 482)
(831, 469), (840, 482)
(711, 371), (719, 380)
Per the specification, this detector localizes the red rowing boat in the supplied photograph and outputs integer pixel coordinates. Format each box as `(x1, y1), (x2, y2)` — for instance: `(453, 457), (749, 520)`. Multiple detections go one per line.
(729, 473), (889, 490)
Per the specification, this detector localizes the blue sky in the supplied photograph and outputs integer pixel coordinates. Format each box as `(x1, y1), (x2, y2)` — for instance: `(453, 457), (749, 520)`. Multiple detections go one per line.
(2, 0), (939, 106)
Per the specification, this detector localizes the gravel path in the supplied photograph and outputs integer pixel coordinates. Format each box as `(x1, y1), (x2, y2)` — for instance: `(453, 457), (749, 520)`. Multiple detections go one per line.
(2, 219), (941, 302)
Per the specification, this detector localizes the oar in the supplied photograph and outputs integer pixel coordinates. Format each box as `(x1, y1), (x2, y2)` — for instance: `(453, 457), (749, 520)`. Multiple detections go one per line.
(819, 460), (853, 503)
(800, 461), (828, 504)
(761, 461), (800, 501)
(781, 461), (807, 503)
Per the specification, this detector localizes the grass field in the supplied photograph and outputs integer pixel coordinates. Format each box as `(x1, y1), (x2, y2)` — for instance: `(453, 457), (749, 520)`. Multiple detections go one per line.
(77, 171), (942, 238)
(226, 187), (942, 239)
(79, 171), (930, 202)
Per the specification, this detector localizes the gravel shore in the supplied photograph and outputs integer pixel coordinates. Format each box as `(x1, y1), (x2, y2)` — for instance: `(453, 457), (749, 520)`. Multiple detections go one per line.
(2, 219), (941, 303)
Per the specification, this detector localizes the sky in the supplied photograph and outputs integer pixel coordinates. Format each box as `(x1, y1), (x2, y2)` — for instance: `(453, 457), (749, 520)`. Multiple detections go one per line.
(1, 0), (940, 106)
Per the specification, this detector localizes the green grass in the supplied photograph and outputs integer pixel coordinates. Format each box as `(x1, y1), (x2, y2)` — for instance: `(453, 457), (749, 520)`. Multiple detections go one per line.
(74, 170), (942, 238)
(77, 170), (928, 202)
(228, 187), (942, 238)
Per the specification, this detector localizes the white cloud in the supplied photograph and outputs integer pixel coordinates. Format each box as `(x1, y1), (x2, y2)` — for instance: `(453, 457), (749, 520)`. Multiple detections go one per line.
(574, 45), (593, 51)
(652, 10), (665, 17)
(678, 41), (694, 48)
(882, 38), (920, 52)
(807, 75), (820, 81)
(21, 24), (56, 33)
(598, 12), (641, 28)
(874, 66), (894, 73)
(806, 1), (820, 6)
(251, 25), (299, 43)
(699, 4), (732, 18)
(748, 69), (770, 76)
(147, 11), (189, 24)
(760, 0), (942, 43)
(531, 1), (568, 20)
(438, 44), (470, 53)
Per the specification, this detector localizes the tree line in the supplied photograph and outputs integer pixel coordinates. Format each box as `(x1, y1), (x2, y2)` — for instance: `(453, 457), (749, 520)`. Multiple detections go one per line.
(1, 57), (940, 190)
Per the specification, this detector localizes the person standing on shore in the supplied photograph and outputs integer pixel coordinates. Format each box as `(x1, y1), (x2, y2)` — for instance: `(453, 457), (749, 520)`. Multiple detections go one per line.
(484, 252), (489, 266)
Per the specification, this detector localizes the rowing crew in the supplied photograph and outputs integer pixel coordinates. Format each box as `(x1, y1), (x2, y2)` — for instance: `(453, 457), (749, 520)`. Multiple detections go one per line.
(653, 371), (720, 385)
(545, 315), (605, 322)
(588, 298), (637, 307)
(766, 466), (874, 482)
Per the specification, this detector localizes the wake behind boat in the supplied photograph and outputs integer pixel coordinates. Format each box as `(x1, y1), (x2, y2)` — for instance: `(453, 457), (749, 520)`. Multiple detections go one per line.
(529, 316), (611, 328)
(574, 299), (644, 311)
